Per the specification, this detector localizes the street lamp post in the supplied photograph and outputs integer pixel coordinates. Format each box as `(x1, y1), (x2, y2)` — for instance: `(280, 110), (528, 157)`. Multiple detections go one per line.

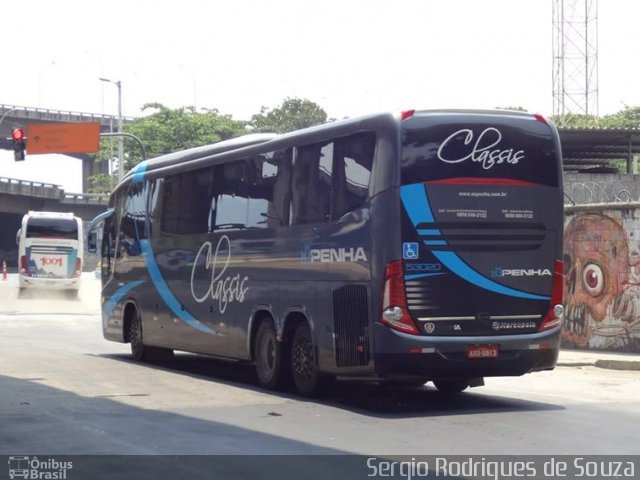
(99, 77), (124, 183)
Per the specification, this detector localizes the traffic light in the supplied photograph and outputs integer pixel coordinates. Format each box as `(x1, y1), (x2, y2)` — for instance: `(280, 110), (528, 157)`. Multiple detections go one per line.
(11, 128), (26, 161)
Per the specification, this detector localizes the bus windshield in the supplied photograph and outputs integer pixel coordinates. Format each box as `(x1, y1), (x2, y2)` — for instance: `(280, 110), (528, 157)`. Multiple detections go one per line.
(401, 116), (560, 187)
(26, 217), (79, 240)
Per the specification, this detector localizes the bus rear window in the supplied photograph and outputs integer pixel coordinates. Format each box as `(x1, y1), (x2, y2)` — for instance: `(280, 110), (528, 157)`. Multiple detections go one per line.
(26, 218), (78, 239)
(401, 119), (560, 187)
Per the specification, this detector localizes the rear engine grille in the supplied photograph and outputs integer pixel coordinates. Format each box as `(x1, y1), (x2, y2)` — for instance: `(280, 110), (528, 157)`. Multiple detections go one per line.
(333, 285), (369, 367)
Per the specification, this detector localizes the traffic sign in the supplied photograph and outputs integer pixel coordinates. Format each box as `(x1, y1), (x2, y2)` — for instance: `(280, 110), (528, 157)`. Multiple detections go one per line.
(26, 122), (101, 154)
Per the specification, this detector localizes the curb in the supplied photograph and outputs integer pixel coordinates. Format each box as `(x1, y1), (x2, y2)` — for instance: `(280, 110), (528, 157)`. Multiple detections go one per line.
(594, 360), (640, 371)
(557, 360), (640, 371)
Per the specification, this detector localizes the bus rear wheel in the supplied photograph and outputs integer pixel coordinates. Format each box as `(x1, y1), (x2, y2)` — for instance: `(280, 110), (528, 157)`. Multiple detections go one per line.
(255, 319), (288, 390)
(291, 323), (324, 397)
(433, 379), (469, 394)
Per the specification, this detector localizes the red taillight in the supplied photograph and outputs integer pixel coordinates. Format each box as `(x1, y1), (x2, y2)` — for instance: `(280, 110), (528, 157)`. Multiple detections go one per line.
(380, 260), (420, 335)
(534, 113), (548, 125)
(540, 259), (564, 331)
(72, 258), (82, 278)
(401, 109), (416, 121)
(20, 255), (31, 276)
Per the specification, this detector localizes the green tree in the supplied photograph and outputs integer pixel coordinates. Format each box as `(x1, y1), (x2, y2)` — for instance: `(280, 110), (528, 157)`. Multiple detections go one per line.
(550, 113), (602, 128)
(87, 173), (113, 194)
(601, 105), (640, 128)
(122, 103), (247, 167)
(250, 97), (328, 133)
(89, 103), (247, 190)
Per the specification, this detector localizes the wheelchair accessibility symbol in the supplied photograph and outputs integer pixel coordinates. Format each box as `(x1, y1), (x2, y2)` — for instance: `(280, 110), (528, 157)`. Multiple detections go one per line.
(402, 242), (419, 260)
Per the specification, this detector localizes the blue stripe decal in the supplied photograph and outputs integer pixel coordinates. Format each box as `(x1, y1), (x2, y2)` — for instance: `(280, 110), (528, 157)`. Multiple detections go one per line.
(405, 273), (446, 280)
(103, 280), (144, 318)
(432, 251), (550, 300)
(401, 182), (547, 300)
(418, 229), (441, 236)
(132, 162), (147, 183)
(139, 239), (215, 334)
(400, 184), (435, 225)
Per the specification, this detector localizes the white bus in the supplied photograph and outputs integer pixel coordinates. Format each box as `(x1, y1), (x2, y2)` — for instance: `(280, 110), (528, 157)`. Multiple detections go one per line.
(16, 211), (84, 295)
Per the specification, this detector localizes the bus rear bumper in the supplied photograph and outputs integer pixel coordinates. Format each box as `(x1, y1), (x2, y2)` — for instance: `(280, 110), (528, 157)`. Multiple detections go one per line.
(19, 275), (81, 291)
(373, 325), (561, 380)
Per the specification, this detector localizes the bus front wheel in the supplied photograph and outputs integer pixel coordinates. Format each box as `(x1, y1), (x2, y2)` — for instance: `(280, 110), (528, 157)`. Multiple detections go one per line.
(128, 310), (146, 361)
(128, 310), (173, 362)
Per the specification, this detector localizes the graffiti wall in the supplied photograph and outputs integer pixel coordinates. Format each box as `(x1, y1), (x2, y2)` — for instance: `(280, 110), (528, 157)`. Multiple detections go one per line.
(563, 208), (640, 352)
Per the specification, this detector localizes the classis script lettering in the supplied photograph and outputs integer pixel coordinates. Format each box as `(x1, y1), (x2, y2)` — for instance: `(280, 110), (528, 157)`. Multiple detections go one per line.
(437, 127), (525, 170)
(190, 235), (249, 313)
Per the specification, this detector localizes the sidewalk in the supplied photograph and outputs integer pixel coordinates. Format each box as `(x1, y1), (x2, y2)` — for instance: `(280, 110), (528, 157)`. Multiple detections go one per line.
(558, 348), (640, 371)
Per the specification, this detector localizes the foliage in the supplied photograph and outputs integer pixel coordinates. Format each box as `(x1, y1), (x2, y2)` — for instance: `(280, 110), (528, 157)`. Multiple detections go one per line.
(550, 113), (601, 128)
(552, 106), (640, 129)
(87, 173), (114, 194)
(124, 103), (247, 167)
(250, 97), (328, 133)
(601, 106), (640, 128)
(93, 103), (247, 174)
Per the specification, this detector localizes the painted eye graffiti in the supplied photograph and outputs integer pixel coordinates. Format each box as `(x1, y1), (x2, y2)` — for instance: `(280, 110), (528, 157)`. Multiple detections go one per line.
(582, 263), (604, 296)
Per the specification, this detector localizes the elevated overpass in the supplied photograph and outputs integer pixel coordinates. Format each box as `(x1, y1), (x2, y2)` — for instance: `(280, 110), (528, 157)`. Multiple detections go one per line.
(0, 176), (109, 269)
(0, 104), (136, 192)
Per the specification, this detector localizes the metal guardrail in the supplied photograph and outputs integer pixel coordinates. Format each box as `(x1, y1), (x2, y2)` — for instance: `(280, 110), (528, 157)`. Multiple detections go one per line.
(0, 176), (109, 204)
(0, 103), (136, 125)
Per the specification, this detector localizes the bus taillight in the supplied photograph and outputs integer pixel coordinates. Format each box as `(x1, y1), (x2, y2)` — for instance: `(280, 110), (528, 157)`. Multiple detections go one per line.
(72, 258), (82, 278)
(540, 259), (564, 331)
(401, 110), (416, 121)
(20, 255), (31, 276)
(534, 113), (548, 125)
(380, 260), (420, 335)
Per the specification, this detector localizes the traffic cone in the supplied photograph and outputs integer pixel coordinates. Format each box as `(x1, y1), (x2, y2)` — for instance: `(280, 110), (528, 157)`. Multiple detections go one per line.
(2, 261), (7, 281)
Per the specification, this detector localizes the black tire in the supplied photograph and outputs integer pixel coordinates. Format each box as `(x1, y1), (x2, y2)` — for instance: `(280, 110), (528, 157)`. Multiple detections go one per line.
(255, 319), (287, 390)
(128, 309), (146, 361)
(433, 379), (469, 394)
(291, 322), (325, 397)
(128, 309), (173, 362)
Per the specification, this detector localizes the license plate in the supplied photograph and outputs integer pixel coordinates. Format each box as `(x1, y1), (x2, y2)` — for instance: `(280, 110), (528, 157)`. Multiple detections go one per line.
(466, 344), (498, 359)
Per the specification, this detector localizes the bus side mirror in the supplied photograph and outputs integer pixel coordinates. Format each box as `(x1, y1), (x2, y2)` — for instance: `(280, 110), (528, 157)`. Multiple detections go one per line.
(87, 231), (98, 253)
(16, 228), (21, 246)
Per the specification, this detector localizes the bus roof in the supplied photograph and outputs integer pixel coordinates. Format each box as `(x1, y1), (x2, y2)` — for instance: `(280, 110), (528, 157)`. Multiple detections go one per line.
(25, 211), (77, 218)
(116, 109), (552, 189)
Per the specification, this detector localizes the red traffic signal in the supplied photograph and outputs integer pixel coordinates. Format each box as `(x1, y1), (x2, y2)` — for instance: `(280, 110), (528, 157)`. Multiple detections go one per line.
(11, 127), (26, 161)
(11, 128), (25, 142)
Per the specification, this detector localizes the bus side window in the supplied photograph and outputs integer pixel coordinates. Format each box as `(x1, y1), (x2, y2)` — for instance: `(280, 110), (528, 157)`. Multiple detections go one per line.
(209, 161), (249, 231)
(332, 132), (374, 219)
(120, 182), (148, 256)
(161, 176), (182, 235)
(291, 143), (331, 225)
(245, 149), (291, 228)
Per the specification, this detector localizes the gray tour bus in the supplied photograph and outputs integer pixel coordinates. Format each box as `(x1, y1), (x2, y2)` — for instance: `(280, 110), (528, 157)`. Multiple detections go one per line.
(88, 109), (564, 396)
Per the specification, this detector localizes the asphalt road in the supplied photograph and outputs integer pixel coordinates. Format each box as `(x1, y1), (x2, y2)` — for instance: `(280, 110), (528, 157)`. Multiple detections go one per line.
(1, 274), (639, 457)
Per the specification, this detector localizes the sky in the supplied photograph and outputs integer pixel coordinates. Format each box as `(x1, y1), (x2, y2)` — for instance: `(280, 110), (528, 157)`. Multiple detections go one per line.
(1, 0), (639, 192)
